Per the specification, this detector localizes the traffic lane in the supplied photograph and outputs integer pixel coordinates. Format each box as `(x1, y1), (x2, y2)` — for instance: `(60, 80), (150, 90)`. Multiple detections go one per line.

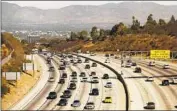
(23, 56), (58, 110)
(97, 64), (126, 110)
(54, 65), (82, 110)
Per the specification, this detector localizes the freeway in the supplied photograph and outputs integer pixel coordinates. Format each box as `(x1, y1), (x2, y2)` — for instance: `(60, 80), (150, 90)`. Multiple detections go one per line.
(81, 53), (177, 110)
(16, 53), (126, 110)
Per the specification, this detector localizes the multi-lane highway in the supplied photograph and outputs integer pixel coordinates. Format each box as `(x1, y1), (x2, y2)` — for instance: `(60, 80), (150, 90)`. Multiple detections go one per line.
(10, 52), (177, 110)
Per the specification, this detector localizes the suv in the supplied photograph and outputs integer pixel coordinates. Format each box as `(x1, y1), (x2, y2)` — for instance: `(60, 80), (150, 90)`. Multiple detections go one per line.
(47, 91), (57, 99)
(62, 73), (67, 78)
(85, 64), (90, 69)
(61, 90), (72, 98)
(58, 78), (65, 84)
(144, 102), (155, 109)
(92, 63), (97, 67)
(134, 67), (142, 73)
(57, 99), (68, 106)
(84, 102), (95, 109)
(71, 71), (77, 77)
(102, 74), (109, 79)
(79, 72), (86, 77)
(84, 59), (89, 63)
(90, 88), (99, 95)
(68, 83), (76, 90)
(162, 79), (169, 86)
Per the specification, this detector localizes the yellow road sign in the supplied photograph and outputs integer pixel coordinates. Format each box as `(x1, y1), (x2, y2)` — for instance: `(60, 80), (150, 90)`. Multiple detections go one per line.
(150, 50), (170, 59)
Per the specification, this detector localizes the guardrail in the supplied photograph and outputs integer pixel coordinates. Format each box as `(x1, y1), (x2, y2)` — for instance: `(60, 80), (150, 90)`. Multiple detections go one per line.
(73, 54), (129, 111)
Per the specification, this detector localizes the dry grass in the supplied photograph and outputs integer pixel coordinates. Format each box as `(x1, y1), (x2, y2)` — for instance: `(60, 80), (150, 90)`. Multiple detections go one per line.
(1, 56), (42, 110)
(83, 42), (94, 48)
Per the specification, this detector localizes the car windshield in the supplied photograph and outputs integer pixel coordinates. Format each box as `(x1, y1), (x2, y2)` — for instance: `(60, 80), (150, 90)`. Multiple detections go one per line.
(74, 100), (79, 103)
(87, 102), (94, 105)
(107, 82), (112, 84)
(50, 92), (56, 94)
(106, 97), (111, 99)
(60, 99), (66, 102)
(148, 102), (154, 105)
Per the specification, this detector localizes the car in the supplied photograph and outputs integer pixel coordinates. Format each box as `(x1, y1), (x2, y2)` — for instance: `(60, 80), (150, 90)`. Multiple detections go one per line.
(49, 66), (54, 72)
(84, 102), (95, 109)
(144, 102), (155, 109)
(105, 54), (109, 57)
(62, 73), (67, 78)
(103, 97), (112, 103)
(162, 79), (169, 86)
(61, 90), (72, 98)
(58, 78), (65, 84)
(90, 71), (96, 76)
(134, 67), (142, 73)
(102, 74), (109, 79)
(92, 76), (99, 79)
(84, 59), (89, 63)
(47, 91), (57, 99)
(85, 64), (90, 69)
(115, 56), (118, 59)
(59, 65), (65, 70)
(163, 64), (170, 69)
(48, 76), (55, 82)
(125, 62), (131, 68)
(131, 62), (137, 66)
(148, 61), (155, 66)
(70, 59), (74, 63)
(110, 53), (114, 56)
(90, 88), (99, 95)
(92, 62), (97, 67)
(81, 77), (88, 82)
(71, 71), (77, 77)
(57, 99), (68, 106)
(91, 79), (99, 83)
(77, 59), (82, 63)
(68, 83), (76, 90)
(79, 72), (86, 77)
(145, 77), (154, 82)
(105, 82), (112, 88)
(90, 53), (96, 56)
(71, 100), (81, 107)
(70, 78), (77, 83)
(105, 58), (110, 63)
(169, 77), (177, 84)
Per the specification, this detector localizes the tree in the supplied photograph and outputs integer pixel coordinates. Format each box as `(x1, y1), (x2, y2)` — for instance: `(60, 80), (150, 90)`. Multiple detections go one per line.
(78, 30), (88, 40)
(158, 19), (166, 26)
(110, 22), (127, 36)
(70, 32), (78, 41)
(131, 16), (140, 33)
(168, 15), (175, 24)
(90, 26), (100, 42)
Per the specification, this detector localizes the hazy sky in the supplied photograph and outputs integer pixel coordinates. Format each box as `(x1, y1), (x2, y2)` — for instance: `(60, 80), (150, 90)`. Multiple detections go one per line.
(5, 1), (177, 10)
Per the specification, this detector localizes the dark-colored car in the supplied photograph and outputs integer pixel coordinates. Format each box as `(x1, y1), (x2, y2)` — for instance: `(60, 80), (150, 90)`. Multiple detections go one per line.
(77, 59), (82, 63)
(102, 74), (109, 79)
(84, 59), (89, 63)
(162, 80), (169, 86)
(47, 92), (57, 99)
(90, 71), (96, 76)
(79, 72), (86, 77)
(90, 88), (99, 95)
(92, 63), (97, 67)
(49, 66), (54, 72)
(131, 62), (137, 66)
(57, 99), (68, 106)
(70, 59), (74, 63)
(134, 67), (142, 73)
(71, 71), (77, 77)
(144, 102), (155, 109)
(61, 90), (72, 98)
(59, 65), (65, 70)
(62, 73), (67, 78)
(84, 102), (95, 109)
(91, 79), (99, 84)
(105, 54), (109, 57)
(58, 78), (65, 84)
(110, 54), (114, 56)
(85, 64), (90, 69)
(68, 83), (76, 90)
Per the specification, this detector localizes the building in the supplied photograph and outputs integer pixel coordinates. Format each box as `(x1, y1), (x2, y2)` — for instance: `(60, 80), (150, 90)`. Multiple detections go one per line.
(27, 35), (41, 43)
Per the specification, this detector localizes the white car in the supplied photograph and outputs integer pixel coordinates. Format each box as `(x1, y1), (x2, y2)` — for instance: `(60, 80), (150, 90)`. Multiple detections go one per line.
(71, 100), (81, 107)
(146, 77), (154, 82)
(84, 102), (95, 109)
(125, 63), (131, 68)
(105, 82), (112, 88)
(169, 77), (177, 84)
(48, 77), (55, 82)
(163, 64), (170, 69)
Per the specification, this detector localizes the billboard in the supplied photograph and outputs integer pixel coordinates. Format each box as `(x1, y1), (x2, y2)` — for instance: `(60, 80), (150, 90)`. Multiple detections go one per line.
(2, 72), (21, 80)
(150, 50), (170, 59)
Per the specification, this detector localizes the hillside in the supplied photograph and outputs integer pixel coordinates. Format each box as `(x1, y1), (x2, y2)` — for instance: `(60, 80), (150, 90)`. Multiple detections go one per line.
(2, 2), (177, 31)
